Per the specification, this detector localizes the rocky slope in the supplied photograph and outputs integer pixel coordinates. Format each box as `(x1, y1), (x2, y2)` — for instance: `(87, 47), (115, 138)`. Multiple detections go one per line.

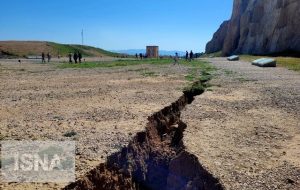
(206, 0), (300, 56)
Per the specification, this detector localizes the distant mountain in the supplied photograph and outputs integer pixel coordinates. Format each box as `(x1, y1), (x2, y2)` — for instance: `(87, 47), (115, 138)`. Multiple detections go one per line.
(0, 41), (120, 58)
(112, 49), (186, 56)
(112, 49), (145, 55)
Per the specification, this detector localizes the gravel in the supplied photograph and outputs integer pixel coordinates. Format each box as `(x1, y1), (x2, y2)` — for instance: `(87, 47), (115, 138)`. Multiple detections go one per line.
(183, 58), (300, 190)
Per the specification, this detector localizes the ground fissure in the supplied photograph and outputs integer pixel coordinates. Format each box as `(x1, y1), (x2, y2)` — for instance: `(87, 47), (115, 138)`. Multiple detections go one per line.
(64, 80), (223, 190)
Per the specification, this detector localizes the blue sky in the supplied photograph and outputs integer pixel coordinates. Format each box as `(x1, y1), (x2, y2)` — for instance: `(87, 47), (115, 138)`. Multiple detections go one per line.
(0, 0), (233, 52)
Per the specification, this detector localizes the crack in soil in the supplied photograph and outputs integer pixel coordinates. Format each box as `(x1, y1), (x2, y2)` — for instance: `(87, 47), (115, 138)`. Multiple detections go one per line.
(64, 81), (224, 190)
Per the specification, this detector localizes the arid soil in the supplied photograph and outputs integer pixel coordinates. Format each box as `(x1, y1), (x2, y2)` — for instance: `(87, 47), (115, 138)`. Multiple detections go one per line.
(63, 78), (224, 190)
(183, 58), (300, 189)
(0, 59), (189, 189)
(0, 58), (299, 190)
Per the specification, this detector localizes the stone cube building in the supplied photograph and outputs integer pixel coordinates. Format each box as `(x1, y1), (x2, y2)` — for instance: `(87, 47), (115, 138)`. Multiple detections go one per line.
(146, 46), (159, 58)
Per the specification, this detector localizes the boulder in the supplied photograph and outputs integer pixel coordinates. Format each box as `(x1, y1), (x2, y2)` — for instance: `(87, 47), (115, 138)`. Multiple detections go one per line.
(227, 55), (239, 61)
(252, 58), (277, 67)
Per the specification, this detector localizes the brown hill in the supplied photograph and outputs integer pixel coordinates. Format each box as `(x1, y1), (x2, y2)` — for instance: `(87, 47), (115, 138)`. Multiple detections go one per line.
(0, 41), (119, 58)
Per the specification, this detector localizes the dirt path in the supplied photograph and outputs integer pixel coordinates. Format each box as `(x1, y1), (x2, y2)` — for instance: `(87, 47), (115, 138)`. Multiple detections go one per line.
(183, 58), (300, 189)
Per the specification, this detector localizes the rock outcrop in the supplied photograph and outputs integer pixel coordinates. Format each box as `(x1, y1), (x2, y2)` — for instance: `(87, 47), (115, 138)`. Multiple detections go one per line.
(206, 0), (300, 56)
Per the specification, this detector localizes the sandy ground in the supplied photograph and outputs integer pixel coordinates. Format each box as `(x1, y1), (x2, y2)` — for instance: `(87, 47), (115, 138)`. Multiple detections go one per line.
(0, 59), (188, 189)
(183, 58), (300, 190)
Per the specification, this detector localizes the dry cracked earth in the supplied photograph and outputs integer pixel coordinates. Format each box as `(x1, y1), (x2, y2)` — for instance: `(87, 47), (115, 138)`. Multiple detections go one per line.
(0, 58), (299, 190)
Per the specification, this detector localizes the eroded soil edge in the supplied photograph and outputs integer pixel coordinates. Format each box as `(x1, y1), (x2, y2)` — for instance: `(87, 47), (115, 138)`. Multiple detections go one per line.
(64, 81), (224, 190)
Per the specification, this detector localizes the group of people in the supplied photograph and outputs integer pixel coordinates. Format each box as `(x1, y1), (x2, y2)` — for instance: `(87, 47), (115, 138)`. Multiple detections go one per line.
(135, 53), (145, 60)
(135, 50), (195, 62)
(185, 50), (194, 61)
(41, 52), (51, 63)
(42, 52), (83, 63)
(173, 50), (194, 65)
(69, 52), (83, 63)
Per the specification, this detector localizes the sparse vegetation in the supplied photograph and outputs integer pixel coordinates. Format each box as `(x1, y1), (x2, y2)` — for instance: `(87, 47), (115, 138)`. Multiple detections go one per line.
(63, 130), (77, 137)
(58, 59), (169, 69)
(201, 51), (223, 58)
(141, 71), (158, 77)
(185, 73), (196, 81)
(184, 66), (214, 94)
(185, 69), (198, 81)
(224, 69), (236, 76)
(184, 60), (215, 83)
(47, 42), (120, 57)
(58, 58), (215, 70)
(184, 81), (205, 95)
(58, 58), (217, 97)
(199, 70), (213, 83)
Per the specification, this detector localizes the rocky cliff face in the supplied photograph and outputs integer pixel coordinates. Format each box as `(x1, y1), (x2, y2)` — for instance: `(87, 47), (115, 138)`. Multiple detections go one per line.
(206, 0), (300, 56)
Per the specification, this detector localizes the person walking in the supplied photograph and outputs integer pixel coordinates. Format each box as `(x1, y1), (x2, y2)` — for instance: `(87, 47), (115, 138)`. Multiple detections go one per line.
(189, 50), (194, 61)
(73, 52), (78, 63)
(42, 52), (46, 63)
(78, 52), (82, 63)
(47, 52), (51, 62)
(185, 51), (189, 61)
(174, 52), (179, 65)
(68, 53), (73, 63)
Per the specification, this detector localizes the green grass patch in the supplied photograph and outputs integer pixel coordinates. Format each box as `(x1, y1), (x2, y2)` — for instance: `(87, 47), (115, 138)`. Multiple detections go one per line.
(224, 69), (236, 76)
(58, 61), (131, 69)
(184, 61), (216, 82)
(47, 42), (120, 57)
(58, 58), (218, 93)
(182, 60), (217, 96)
(185, 73), (195, 81)
(58, 58), (214, 70)
(185, 60), (217, 72)
(184, 81), (205, 95)
(185, 68), (197, 81)
(127, 68), (147, 72)
(240, 55), (300, 72)
(275, 57), (300, 72)
(141, 71), (158, 77)
(201, 51), (223, 58)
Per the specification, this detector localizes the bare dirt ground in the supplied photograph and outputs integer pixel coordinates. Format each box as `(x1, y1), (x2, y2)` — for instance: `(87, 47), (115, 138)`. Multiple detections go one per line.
(183, 58), (300, 190)
(0, 59), (188, 189)
(0, 57), (299, 190)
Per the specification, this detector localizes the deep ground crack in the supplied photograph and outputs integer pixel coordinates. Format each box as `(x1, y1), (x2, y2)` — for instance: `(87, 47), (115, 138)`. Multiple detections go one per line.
(64, 80), (224, 190)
